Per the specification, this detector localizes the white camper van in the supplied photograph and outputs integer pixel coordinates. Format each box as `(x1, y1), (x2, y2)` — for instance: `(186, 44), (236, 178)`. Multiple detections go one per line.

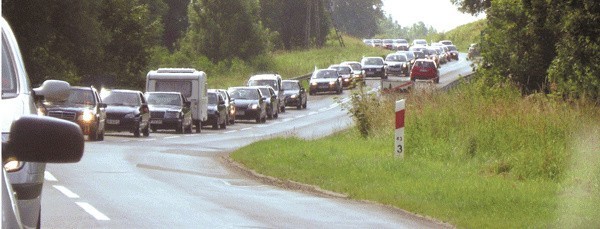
(247, 73), (286, 112)
(146, 68), (208, 133)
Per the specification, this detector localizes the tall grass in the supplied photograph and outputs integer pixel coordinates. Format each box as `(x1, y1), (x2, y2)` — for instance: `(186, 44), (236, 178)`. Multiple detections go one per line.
(147, 35), (389, 89)
(231, 76), (600, 227)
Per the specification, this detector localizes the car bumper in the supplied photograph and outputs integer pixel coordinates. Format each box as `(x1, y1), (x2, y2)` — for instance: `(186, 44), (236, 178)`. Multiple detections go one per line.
(149, 118), (182, 130)
(234, 108), (261, 120)
(310, 84), (339, 93)
(105, 118), (139, 132)
(364, 70), (385, 78)
(285, 96), (301, 106)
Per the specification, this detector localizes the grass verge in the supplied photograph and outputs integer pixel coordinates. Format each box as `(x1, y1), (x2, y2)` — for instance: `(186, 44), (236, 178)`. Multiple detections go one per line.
(231, 77), (600, 228)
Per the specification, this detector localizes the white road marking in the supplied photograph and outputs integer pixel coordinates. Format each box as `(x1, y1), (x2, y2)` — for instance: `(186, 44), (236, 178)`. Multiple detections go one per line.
(44, 171), (58, 182)
(185, 134), (194, 137)
(164, 136), (180, 139)
(329, 103), (339, 109)
(308, 111), (318, 116)
(241, 127), (252, 131)
(120, 140), (131, 143)
(281, 118), (293, 122)
(318, 108), (328, 112)
(76, 202), (110, 221)
(141, 138), (157, 142)
(224, 130), (237, 134)
(295, 115), (306, 118)
(53, 185), (80, 198)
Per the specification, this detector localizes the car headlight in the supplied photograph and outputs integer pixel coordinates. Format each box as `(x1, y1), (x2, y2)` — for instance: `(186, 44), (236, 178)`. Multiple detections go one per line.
(4, 160), (23, 172)
(329, 81), (336, 85)
(290, 94), (298, 99)
(310, 82), (317, 86)
(79, 110), (95, 122)
(249, 104), (259, 110)
(37, 107), (47, 116)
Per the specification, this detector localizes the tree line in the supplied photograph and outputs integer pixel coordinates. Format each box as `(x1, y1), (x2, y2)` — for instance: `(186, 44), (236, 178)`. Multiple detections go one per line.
(452, 0), (599, 103)
(2, 0), (386, 89)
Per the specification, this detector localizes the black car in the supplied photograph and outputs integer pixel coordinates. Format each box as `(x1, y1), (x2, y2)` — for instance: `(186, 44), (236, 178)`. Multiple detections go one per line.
(282, 80), (307, 109)
(252, 86), (279, 119)
(361, 57), (387, 79)
(228, 87), (267, 123)
(145, 92), (192, 133)
(205, 91), (228, 129)
(102, 89), (151, 137)
(45, 86), (107, 141)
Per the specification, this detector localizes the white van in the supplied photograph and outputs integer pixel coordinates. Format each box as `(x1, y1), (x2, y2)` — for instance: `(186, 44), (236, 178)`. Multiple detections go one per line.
(247, 73), (286, 112)
(146, 68), (208, 133)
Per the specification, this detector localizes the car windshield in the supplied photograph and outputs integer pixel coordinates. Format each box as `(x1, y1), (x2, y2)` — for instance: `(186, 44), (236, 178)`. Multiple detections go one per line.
(258, 88), (270, 97)
(147, 93), (181, 106)
(414, 51), (426, 59)
(447, 45), (458, 51)
(208, 92), (218, 105)
(61, 89), (95, 105)
(103, 91), (140, 106)
(313, 70), (338, 79)
(395, 39), (408, 44)
(344, 63), (361, 70)
(230, 88), (259, 100)
(330, 66), (351, 74)
(248, 79), (277, 89)
(362, 58), (383, 65)
(282, 82), (299, 90)
(386, 55), (407, 62)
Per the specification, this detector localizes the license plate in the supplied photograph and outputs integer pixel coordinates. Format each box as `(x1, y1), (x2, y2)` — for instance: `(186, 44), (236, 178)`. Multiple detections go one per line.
(106, 119), (120, 125)
(150, 119), (162, 124)
(236, 110), (245, 116)
(318, 85), (329, 89)
(420, 69), (428, 72)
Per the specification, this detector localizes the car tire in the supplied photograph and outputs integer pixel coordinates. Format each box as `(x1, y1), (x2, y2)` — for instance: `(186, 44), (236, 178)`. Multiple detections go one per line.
(261, 116), (267, 123)
(134, 128), (141, 137)
(195, 120), (201, 133)
(302, 101), (307, 109)
(280, 105), (285, 113)
(220, 119), (226, 129)
(176, 122), (184, 134)
(297, 104), (302, 109)
(142, 126), (150, 137)
(273, 109), (278, 119)
(151, 126), (157, 132)
(98, 130), (104, 141)
(256, 116), (261, 123)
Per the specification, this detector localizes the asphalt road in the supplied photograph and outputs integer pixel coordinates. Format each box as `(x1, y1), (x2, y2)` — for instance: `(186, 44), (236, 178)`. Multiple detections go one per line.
(41, 55), (472, 228)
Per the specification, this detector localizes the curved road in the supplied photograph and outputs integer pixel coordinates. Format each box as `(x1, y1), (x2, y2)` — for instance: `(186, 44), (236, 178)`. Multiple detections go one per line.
(41, 55), (472, 228)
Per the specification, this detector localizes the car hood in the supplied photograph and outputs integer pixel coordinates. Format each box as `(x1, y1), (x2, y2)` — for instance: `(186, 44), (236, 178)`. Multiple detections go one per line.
(386, 61), (409, 66)
(106, 105), (139, 114)
(310, 78), (337, 83)
(0, 97), (26, 134)
(46, 105), (94, 113)
(148, 105), (181, 112)
(283, 90), (300, 96)
(362, 65), (384, 69)
(233, 99), (259, 107)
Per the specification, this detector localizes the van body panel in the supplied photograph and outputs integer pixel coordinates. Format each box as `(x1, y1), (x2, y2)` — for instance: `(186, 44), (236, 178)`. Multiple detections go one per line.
(146, 68), (208, 124)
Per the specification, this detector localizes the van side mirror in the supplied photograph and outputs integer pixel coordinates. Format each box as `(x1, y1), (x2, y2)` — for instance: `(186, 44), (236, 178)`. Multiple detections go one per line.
(3, 115), (84, 163)
(33, 80), (71, 102)
(140, 104), (149, 113)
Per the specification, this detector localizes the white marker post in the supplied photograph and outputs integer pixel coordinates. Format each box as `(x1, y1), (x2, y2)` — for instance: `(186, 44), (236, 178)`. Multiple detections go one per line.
(395, 99), (405, 158)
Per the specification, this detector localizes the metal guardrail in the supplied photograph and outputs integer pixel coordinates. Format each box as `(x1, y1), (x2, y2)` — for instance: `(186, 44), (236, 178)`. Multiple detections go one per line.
(290, 72), (312, 81)
(440, 72), (476, 92)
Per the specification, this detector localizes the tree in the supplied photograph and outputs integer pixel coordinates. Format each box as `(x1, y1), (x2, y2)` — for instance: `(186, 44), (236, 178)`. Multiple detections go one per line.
(548, 0), (600, 102)
(258, 0), (330, 50)
(2, 0), (107, 85)
(329, 0), (384, 38)
(450, 0), (491, 16)
(162, 0), (189, 52)
(184, 0), (268, 63)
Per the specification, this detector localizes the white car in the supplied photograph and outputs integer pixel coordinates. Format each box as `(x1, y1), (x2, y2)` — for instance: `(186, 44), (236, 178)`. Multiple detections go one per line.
(2, 16), (80, 228)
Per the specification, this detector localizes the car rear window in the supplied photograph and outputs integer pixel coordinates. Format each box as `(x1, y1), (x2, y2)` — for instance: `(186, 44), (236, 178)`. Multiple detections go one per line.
(415, 61), (435, 69)
(147, 93), (181, 106)
(103, 92), (141, 106)
(282, 82), (299, 90)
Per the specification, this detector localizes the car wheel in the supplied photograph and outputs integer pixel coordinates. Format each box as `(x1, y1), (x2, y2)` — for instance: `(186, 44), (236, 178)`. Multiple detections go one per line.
(195, 120), (201, 133)
(280, 105), (285, 113)
(297, 104), (302, 109)
(151, 126), (157, 132)
(142, 125), (150, 137)
(435, 77), (440, 84)
(176, 122), (184, 134)
(220, 118), (227, 129)
(302, 101), (307, 109)
(98, 130), (104, 141)
(256, 116), (261, 123)
(261, 116), (267, 123)
(134, 128), (141, 137)
(273, 109), (278, 119)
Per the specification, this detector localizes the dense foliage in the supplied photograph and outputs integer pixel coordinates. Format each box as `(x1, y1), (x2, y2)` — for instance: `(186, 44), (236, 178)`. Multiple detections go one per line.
(452, 0), (599, 102)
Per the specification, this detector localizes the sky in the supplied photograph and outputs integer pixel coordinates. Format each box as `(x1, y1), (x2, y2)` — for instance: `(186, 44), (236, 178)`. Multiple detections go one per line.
(381, 0), (486, 32)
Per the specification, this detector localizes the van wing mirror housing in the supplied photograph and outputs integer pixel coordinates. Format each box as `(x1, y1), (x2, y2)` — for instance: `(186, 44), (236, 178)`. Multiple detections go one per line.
(33, 80), (71, 102)
(2, 115), (84, 163)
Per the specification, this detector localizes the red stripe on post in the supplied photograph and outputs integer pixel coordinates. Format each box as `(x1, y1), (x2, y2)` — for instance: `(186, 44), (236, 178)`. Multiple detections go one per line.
(395, 109), (405, 129)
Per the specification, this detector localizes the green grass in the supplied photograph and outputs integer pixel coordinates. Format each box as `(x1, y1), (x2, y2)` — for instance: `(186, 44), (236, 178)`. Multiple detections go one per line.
(231, 78), (600, 228)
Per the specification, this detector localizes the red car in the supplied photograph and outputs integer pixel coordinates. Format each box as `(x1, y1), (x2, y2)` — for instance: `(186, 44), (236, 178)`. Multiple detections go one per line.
(410, 59), (440, 83)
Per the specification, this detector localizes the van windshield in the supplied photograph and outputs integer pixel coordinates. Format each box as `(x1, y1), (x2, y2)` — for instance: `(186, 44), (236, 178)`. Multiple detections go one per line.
(155, 81), (192, 98)
(248, 80), (277, 90)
